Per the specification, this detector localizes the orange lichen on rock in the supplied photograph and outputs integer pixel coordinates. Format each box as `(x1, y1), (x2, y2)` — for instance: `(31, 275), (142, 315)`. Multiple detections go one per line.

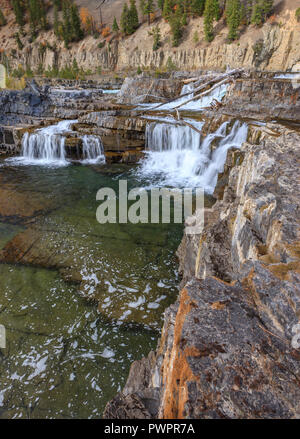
(160, 288), (200, 419)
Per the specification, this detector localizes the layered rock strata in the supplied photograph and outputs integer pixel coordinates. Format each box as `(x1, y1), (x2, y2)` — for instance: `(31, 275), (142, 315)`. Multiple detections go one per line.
(104, 122), (300, 419)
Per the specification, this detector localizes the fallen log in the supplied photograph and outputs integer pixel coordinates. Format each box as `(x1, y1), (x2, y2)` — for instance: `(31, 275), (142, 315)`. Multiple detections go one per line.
(166, 113), (203, 135)
(192, 68), (243, 88)
(173, 77), (233, 110)
(138, 69), (243, 115)
(137, 69), (244, 114)
(137, 77), (218, 114)
(182, 77), (198, 84)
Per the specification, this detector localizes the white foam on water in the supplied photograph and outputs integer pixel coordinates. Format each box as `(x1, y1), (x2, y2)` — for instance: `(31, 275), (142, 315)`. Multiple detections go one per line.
(17, 120), (77, 166)
(6, 120), (105, 167)
(138, 119), (248, 193)
(81, 135), (105, 164)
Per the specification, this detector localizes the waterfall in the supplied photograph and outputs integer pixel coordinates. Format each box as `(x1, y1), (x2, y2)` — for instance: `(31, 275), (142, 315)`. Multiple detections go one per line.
(82, 135), (105, 163)
(19, 120), (105, 166)
(21, 120), (76, 165)
(145, 120), (203, 151)
(21, 131), (67, 164)
(138, 119), (248, 193)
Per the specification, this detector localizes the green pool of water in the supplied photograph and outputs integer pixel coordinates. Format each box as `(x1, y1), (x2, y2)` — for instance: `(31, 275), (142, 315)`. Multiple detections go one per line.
(0, 161), (182, 418)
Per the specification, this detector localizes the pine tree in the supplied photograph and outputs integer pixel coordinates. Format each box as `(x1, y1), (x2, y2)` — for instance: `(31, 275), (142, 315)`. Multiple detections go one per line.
(176, 0), (184, 14)
(162, 0), (172, 20)
(148, 24), (161, 49)
(226, 0), (241, 40)
(261, 0), (273, 20)
(14, 32), (23, 50)
(70, 3), (83, 41)
(12, 0), (26, 28)
(112, 17), (119, 32)
(128, 0), (139, 33)
(157, 0), (164, 11)
(72, 58), (79, 74)
(170, 13), (183, 46)
(0, 8), (6, 27)
(213, 0), (220, 20)
(54, 4), (60, 36)
(120, 3), (129, 34)
(193, 30), (199, 43)
(251, 0), (263, 25)
(240, 2), (246, 24)
(203, 0), (216, 41)
(144, 0), (154, 25)
(28, 0), (39, 35)
(191, 0), (205, 16)
(28, 0), (47, 34)
(250, 0), (274, 26)
(62, 0), (72, 47)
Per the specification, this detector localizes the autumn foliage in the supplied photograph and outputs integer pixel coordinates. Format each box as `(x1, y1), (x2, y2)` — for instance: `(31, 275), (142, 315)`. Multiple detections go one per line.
(80, 7), (95, 34)
(101, 26), (110, 37)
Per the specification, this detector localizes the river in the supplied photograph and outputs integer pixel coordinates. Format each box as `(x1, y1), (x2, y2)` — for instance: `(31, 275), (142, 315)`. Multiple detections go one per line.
(0, 160), (181, 418)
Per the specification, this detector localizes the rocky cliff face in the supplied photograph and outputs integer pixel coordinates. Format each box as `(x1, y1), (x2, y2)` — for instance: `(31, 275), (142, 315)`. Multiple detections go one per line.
(104, 117), (300, 419)
(162, 124), (300, 418)
(116, 20), (300, 73)
(1, 8), (299, 74)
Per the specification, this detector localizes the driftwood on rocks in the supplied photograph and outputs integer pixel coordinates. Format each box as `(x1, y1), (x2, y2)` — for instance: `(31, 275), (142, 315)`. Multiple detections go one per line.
(192, 68), (244, 88)
(166, 113), (203, 135)
(138, 69), (244, 115)
(173, 77), (233, 110)
(209, 98), (223, 110)
(182, 77), (199, 84)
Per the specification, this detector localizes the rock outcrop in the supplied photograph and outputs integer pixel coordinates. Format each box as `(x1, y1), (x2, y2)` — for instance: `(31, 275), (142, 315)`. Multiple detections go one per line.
(117, 77), (182, 104)
(104, 120), (300, 418)
(0, 81), (147, 161)
(222, 77), (300, 122)
(1, 8), (299, 74)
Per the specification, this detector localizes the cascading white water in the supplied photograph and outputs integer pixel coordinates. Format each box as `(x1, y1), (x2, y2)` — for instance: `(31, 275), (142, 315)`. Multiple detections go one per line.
(139, 119), (248, 193)
(21, 130), (67, 164)
(20, 120), (77, 165)
(81, 135), (105, 163)
(18, 120), (105, 166)
(145, 119), (203, 151)
(197, 120), (248, 192)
